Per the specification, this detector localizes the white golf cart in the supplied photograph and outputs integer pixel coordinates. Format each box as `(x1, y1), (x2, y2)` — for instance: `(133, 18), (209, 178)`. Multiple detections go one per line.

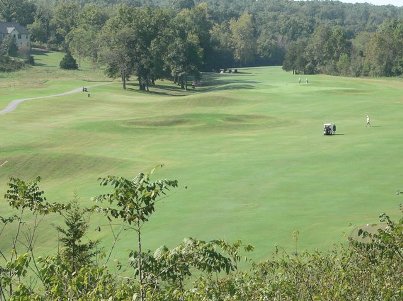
(323, 123), (336, 135)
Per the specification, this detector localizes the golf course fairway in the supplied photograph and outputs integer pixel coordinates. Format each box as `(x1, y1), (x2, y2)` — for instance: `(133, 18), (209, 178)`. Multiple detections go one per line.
(1, 50), (402, 261)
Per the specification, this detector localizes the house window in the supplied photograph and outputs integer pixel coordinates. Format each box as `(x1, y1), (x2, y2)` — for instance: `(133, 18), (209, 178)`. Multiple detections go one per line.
(18, 34), (21, 39)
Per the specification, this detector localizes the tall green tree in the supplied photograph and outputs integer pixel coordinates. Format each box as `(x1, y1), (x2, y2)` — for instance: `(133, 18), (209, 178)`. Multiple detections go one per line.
(209, 21), (234, 70)
(78, 3), (109, 29)
(100, 6), (171, 90)
(66, 26), (100, 67)
(66, 3), (109, 64)
(172, 0), (194, 11)
(99, 26), (135, 89)
(94, 169), (178, 301)
(229, 12), (257, 66)
(283, 40), (308, 74)
(160, 11), (204, 89)
(165, 32), (202, 89)
(52, 1), (80, 47)
(365, 19), (403, 76)
(28, 4), (53, 44)
(0, 0), (36, 26)
(129, 7), (171, 90)
(304, 25), (352, 74)
(257, 27), (285, 66)
(179, 3), (214, 70)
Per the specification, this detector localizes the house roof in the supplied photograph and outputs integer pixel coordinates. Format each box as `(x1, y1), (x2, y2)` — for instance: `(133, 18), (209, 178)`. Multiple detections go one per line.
(0, 22), (29, 35)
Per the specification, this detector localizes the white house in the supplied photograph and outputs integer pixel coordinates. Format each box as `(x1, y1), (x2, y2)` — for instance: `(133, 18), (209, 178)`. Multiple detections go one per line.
(0, 22), (31, 54)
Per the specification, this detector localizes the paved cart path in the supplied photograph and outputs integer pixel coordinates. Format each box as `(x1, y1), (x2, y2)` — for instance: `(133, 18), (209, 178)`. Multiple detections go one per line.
(0, 82), (112, 116)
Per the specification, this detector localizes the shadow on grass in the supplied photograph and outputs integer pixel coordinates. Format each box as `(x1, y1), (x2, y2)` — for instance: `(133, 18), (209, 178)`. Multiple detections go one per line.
(127, 86), (189, 96)
(201, 83), (255, 92)
(126, 82), (199, 96)
(31, 49), (53, 67)
(109, 72), (260, 96)
(83, 79), (113, 83)
(33, 62), (47, 67)
(31, 48), (51, 56)
(201, 73), (259, 87)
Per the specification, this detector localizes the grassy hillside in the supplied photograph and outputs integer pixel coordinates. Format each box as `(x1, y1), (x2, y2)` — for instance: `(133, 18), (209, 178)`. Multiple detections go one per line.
(0, 51), (402, 261)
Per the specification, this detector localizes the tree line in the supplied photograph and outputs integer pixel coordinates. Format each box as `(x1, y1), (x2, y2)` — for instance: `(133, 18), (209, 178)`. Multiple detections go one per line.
(0, 0), (402, 80)
(0, 170), (402, 300)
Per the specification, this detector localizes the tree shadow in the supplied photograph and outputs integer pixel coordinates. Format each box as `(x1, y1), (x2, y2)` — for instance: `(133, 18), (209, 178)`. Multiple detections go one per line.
(83, 79), (113, 83)
(200, 73), (259, 87)
(153, 84), (191, 92)
(31, 48), (51, 56)
(201, 83), (256, 92)
(127, 86), (188, 96)
(117, 72), (260, 95)
(125, 82), (186, 96)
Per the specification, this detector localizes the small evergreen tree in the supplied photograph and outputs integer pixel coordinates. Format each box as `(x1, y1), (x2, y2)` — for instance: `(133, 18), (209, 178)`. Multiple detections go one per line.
(59, 52), (78, 70)
(0, 36), (18, 57)
(56, 200), (98, 273)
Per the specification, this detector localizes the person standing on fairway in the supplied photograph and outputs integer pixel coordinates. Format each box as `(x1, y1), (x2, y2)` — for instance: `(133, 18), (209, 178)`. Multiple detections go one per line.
(366, 114), (371, 127)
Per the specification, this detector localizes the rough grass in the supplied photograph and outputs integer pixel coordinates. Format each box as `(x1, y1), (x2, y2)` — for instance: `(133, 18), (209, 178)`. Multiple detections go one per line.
(0, 53), (402, 262)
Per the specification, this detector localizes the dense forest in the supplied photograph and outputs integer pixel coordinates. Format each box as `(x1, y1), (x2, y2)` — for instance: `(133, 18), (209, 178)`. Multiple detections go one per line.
(0, 0), (402, 82)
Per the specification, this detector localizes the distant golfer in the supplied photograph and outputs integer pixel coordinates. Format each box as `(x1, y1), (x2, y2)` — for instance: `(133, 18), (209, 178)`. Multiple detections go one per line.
(366, 114), (371, 127)
(306, 78), (308, 84)
(298, 77), (301, 84)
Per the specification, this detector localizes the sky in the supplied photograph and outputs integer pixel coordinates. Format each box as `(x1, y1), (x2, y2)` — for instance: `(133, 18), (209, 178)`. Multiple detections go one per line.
(338, 0), (403, 6)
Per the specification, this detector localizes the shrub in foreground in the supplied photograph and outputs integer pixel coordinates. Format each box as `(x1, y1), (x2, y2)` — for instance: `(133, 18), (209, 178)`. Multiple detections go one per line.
(0, 174), (401, 300)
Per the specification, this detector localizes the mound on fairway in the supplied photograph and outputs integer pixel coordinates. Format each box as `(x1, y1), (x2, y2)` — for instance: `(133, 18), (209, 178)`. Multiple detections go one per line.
(123, 113), (274, 129)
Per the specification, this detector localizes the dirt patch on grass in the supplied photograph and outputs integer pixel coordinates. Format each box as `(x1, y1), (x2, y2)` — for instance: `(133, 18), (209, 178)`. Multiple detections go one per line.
(123, 113), (274, 129)
(0, 153), (127, 180)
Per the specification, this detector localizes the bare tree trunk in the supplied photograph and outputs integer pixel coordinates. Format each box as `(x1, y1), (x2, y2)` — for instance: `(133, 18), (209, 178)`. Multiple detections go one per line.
(138, 77), (146, 91)
(137, 219), (144, 301)
(0, 284), (5, 301)
(122, 70), (126, 90)
(9, 209), (24, 296)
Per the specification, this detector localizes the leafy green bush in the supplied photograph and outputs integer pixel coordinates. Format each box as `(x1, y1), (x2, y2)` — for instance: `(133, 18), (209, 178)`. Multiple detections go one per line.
(0, 174), (401, 301)
(0, 55), (25, 72)
(0, 35), (18, 57)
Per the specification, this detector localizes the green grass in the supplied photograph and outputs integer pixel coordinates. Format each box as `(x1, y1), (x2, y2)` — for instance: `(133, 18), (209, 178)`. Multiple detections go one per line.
(0, 52), (402, 262)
